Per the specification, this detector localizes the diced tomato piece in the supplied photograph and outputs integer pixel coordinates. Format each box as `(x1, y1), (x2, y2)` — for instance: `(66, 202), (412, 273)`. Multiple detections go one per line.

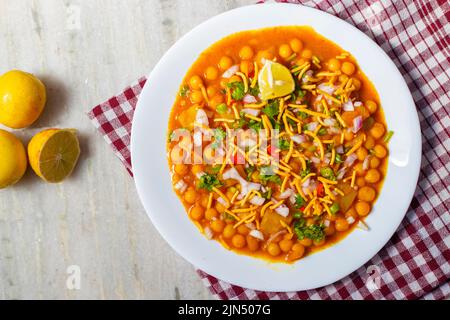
(317, 183), (325, 197)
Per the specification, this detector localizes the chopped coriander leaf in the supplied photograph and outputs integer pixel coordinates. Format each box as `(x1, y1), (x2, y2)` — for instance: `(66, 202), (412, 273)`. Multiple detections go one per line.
(248, 119), (263, 132)
(259, 166), (281, 185)
(278, 138), (291, 151)
(294, 220), (325, 241)
(211, 128), (226, 149)
(286, 117), (297, 126)
(293, 211), (303, 219)
(262, 100), (279, 119)
(334, 153), (344, 164)
(300, 162), (312, 178)
(384, 130), (394, 143)
(298, 111), (310, 120)
(216, 103), (228, 114)
(260, 166), (275, 176)
(198, 173), (222, 191)
(318, 127), (328, 136)
(262, 187), (273, 199)
(249, 84), (260, 97)
(227, 81), (245, 100)
(320, 166), (336, 180)
(330, 202), (340, 215)
(245, 166), (256, 179)
(179, 85), (189, 97)
(232, 118), (247, 129)
(294, 194), (306, 209)
(210, 165), (221, 174)
(222, 212), (237, 221)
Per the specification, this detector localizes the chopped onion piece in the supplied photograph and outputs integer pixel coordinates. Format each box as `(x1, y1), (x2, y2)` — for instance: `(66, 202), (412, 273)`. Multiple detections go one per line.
(174, 180), (187, 193)
(352, 115), (363, 133)
(317, 83), (336, 95)
(346, 216), (356, 225)
(358, 220), (370, 231)
(343, 99), (355, 111)
(324, 220), (331, 228)
(307, 122), (318, 132)
(275, 205), (290, 217)
(204, 227), (213, 240)
(344, 153), (358, 167)
(337, 167), (347, 180)
(336, 145), (344, 154)
(249, 229), (264, 241)
(217, 197), (229, 208)
(324, 118), (337, 127)
(250, 195), (266, 206)
(195, 171), (206, 179)
(266, 230), (286, 245)
(289, 194), (297, 204)
(243, 94), (257, 104)
(291, 134), (306, 144)
(245, 223), (256, 230)
(354, 101), (363, 107)
(302, 178), (311, 188)
(363, 156), (371, 170)
(311, 156), (320, 164)
(242, 108), (261, 117)
(222, 65), (239, 78)
(279, 188), (294, 199)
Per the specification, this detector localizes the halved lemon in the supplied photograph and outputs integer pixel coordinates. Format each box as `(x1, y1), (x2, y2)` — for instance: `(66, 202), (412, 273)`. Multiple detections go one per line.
(28, 129), (80, 183)
(258, 60), (295, 100)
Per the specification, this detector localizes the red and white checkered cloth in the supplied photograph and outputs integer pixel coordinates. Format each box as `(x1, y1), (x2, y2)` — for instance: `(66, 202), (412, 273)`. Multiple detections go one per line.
(88, 0), (449, 300)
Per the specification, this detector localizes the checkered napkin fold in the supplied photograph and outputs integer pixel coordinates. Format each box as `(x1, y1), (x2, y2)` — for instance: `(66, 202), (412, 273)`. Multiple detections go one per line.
(88, 0), (449, 300)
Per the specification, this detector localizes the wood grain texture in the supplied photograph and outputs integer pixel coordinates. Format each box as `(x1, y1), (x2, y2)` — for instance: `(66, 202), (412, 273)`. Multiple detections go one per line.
(0, 0), (254, 300)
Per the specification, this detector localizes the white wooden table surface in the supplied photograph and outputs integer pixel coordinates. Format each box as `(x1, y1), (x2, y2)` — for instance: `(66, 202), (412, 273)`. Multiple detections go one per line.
(0, 0), (254, 300)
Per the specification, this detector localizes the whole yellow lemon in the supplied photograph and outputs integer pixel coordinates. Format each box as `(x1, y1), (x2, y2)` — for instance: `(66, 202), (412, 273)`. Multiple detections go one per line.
(0, 129), (27, 189)
(0, 70), (46, 129)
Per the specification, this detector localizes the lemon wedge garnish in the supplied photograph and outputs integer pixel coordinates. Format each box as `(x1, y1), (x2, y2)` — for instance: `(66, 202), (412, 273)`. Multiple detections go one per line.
(258, 60), (295, 100)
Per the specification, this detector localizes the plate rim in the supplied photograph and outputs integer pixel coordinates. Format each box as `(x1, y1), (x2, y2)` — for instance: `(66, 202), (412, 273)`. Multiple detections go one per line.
(131, 2), (421, 292)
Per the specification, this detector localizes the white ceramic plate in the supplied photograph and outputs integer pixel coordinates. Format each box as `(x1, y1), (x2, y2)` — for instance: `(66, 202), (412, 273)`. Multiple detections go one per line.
(131, 3), (421, 292)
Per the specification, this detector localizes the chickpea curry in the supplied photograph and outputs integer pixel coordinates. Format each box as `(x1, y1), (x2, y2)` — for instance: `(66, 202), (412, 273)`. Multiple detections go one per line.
(167, 27), (392, 263)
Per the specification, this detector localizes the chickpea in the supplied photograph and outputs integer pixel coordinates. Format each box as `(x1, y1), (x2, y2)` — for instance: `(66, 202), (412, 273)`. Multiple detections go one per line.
(365, 169), (381, 183)
(358, 186), (376, 202)
(184, 188), (197, 204)
(301, 49), (313, 59)
(218, 56), (233, 70)
(364, 136), (375, 149)
(246, 235), (259, 251)
(209, 95), (224, 108)
(200, 195), (209, 208)
(190, 90), (203, 103)
(335, 217), (350, 232)
(356, 147), (368, 161)
(313, 238), (326, 246)
(239, 46), (254, 60)
(231, 234), (246, 248)
(352, 78), (362, 90)
(355, 201), (371, 217)
(370, 123), (385, 139)
(290, 38), (303, 52)
(256, 50), (274, 63)
(288, 244), (305, 260)
(174, 164), (188, 175)
(206, 85), (218, 97)
(341, 61), (356, 75)
(354, 162), (365, 177)
(370, 157), (380, 168)
(210, 219), (225, 233)
(204, 66), (219, 81)
(190, 205), (204, 220)
(279, 44), (293, 59)
(279, 239), (294, 253)
(237, 224), (250, 235)
(345, 207), (358, 219)
(299, 238), (312, 247)
(328, 58), (341, 72)
(344, 130), (354, 141)
(205, 208), (218, 220)
(215, 201), (226, 213)
(366, 100), (378, 114)
(356, 176), (366, 187)
(267, 243), (281, 256)
(339, 74), (349, 83)
(324, 224), (335, 236)
(189, 75), (203, 90)
(191, 164), (204, 175)
(296, 57), (306, 66)
(240, 60), (253, 75)
(223, 224), (236, 239)
(373, 144), (387, 158)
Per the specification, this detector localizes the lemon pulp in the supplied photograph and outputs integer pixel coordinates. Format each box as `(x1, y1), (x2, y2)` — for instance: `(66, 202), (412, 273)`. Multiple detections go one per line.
(258, 60), (295, 100)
